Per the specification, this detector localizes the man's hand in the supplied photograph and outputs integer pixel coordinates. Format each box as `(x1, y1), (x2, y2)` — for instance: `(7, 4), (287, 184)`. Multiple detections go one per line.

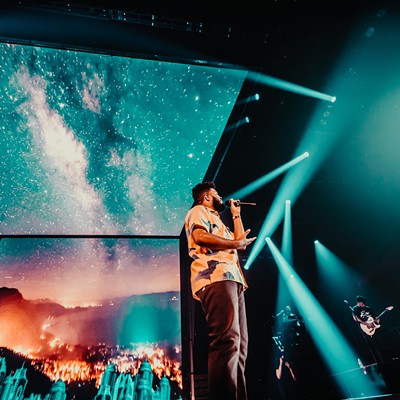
(228, 198), (241, 218)
(236, 229), (257, 250)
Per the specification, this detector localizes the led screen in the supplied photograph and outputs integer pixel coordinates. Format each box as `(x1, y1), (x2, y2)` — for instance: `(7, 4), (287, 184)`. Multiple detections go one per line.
(0, 41), (247, 235)
(0, 237), (181, 399)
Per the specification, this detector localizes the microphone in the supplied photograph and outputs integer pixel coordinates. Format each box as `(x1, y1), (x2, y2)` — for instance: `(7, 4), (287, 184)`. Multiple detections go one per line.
(344, 300), (354, 311)
(276, 310), (284, 317)
(225, 200), (256, 206)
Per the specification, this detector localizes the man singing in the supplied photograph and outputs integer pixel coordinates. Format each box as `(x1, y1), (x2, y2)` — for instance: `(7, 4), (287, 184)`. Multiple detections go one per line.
(184, 181), (256, 400)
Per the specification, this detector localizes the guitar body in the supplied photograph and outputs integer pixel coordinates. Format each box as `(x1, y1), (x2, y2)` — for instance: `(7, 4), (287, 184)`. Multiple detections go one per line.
(360, 317), (381, 336)
(358, 306), (393, 336)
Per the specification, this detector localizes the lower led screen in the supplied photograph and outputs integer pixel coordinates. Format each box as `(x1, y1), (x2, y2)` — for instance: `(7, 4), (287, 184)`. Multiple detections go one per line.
(0, 237), (181, 399)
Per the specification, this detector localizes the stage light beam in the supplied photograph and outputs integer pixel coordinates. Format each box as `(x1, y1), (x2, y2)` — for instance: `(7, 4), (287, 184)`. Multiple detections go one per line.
(226, 152), (309, 204)
(281, 199), (292, 264)
(314, 240), (360, 300)
(247, 71), (336, 102)
(236, 93), (260, 105)
(225, 116), (250, 132)
(243, 152), (310, 270)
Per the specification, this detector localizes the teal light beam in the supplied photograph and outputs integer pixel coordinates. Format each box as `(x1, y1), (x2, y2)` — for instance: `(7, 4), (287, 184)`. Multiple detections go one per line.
(245, 100), (345, 270)
(225, 152), (309, 203)
(275, 199), (293, 322)
(236, 93), (260, 106)
(265, 237), (383, 398)
(315, 240), (360, 298)
(225, 116), (250, 132)
(247, 71), (336, 102)
(244, 150), (315, 270)
(245, 29), (367, 271)
(281, 199), (293, 264)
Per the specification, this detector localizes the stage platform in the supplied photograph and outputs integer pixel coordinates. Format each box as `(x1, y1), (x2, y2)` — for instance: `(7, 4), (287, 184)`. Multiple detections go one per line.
(192, 359), (400, 399)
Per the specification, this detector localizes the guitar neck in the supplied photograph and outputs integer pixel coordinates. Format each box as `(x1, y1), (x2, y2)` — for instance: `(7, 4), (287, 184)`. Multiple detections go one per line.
(376, 311), (386, 320)
(376, 307), (393, 320)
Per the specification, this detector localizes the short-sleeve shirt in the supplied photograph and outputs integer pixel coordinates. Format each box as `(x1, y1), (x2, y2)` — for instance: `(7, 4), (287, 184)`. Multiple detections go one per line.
(184, 205), (248, 300)
(353, 305), (374, 322)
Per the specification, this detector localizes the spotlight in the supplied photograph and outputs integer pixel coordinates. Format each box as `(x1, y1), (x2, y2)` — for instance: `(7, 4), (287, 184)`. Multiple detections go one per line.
(225, 117), (250, 131)
(247, 71), (337, 103)
(235, 94), (260, 105)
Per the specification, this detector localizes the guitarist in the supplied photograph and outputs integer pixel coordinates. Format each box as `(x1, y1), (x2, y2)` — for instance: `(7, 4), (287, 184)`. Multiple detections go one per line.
(352, 295), (388, 365)
(352, 295), (380, 334)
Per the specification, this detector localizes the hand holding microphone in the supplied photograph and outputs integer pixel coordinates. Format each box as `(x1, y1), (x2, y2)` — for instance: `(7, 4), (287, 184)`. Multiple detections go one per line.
(225, 198), (257, 249)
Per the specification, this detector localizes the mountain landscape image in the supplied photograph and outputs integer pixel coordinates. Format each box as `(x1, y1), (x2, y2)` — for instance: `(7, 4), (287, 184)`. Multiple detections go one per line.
(0, 286), (182, 399)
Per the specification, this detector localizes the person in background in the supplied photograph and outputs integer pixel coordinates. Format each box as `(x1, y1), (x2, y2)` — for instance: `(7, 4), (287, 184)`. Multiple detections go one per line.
(184, 181), (256, 400)
(352, 295), (392, 365)
(275, 353), (299, 400)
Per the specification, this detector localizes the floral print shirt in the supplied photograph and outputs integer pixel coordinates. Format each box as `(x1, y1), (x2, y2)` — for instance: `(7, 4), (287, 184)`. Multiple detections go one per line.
(185, 205), (248, 300)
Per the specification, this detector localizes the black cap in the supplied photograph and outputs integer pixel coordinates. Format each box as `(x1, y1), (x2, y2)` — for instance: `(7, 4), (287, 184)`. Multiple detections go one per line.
(356, 295), (366, 303)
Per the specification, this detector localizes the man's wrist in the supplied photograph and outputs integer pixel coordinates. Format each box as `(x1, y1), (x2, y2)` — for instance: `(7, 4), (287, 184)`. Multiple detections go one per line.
(232, 215), (241, 220)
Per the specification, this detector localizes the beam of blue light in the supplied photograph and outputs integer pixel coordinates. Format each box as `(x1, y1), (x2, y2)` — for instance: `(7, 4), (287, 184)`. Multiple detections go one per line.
(315, 240), (359, 298)
(225, 152), (309, 204)
(244, 152), (311, 270)
(245, 104), (344, 270)
(236, 93), (260, 106)
(247, 71), (336, 102)
(265, 237), (384, 398)
(225, 116), (250, 132)
(245, 44), (361, 271)
(275, 199), (293, 323)
(281, 199), (293, 264)
(276, 276), (292, 326)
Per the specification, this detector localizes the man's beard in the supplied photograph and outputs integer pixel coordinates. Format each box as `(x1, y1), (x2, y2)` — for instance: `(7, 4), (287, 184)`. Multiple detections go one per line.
(213, 197), (225, 212)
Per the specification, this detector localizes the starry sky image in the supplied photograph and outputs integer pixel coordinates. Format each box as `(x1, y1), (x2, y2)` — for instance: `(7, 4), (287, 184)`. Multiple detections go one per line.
(0, 42), (246, 236)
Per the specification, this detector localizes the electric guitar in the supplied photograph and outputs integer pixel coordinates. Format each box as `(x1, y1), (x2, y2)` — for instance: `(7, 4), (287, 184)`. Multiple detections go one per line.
(359, 306), (394, 336)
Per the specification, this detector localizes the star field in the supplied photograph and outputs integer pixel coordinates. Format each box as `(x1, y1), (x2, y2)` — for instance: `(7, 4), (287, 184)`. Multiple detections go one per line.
(0, 42), (246, 235)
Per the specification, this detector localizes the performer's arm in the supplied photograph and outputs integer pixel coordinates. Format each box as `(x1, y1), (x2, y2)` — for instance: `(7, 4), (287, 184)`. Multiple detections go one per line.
(275, 356), (284, 380)
(228, 199), (245, 239)
(192, 227), (255, 251)
(286, 362), (297, 381)
(353, 314), (368, 326)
